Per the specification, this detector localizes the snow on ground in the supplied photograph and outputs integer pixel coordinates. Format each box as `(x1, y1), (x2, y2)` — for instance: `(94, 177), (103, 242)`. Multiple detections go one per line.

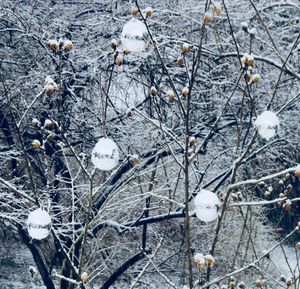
(1, 233), (298, 289)
(0, 233), (45, 289)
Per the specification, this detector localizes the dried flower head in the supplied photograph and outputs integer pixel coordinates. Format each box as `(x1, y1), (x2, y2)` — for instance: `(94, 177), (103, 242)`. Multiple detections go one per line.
(150, 86), (157, 96)
(110, 39), (118, 49)
(204, 12), (213, 23)
(182, 43), (190, 54)
(194, 253), (206, 270)
(132, 154), (140, 165)
(145, 7), (153, 17)
(214, 3), (222, 16)
(44, 119), (53, 129)
(32, 139), (41, 149)
(166, 90), (175, 102)
(295, 165), (300, 177)
(47, 39), (60, 52)
(177, 56), (185, 66)
(182, 87), (189, 97)
(63, 40), (73, 51)
(250, 73), (261, 83)
(115, 55), (123, 66)
(81, 272), (89, 284)
(249, 28), (258, 37)
(131, 6), (139, 16)
(189, 136), (196, 146)
(32, 118), (41, 127)
(204, 254), (216, 267)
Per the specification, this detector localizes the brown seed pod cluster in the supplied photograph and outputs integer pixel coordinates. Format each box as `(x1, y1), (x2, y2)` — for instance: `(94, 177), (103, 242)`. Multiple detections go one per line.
(203, 2), (222, 24)
(181, 43), (190, 54)
(44, 76), (59, 94)
(47, 38), (73, 53)
(130, 6), (139, 16)
(166, 90), (175, 102)
(144, 7), (153, 17)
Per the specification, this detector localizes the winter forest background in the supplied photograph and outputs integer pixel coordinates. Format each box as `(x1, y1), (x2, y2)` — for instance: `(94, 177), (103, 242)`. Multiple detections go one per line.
(0, 0), (300, 289)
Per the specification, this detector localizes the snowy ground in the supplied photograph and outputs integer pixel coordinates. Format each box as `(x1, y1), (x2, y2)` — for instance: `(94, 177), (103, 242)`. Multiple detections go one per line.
(0, 236), (45, 289)
(0, 235), (298, 289)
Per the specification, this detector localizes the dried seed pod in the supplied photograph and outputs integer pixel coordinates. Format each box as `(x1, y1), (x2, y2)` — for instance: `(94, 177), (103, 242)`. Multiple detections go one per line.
(47, 39), (60, 52)
(177, 56), (185, 66)
(264, 190), (271, 199)
(32, 118), (41, 127)
(241, 22), (248, 32)
(295, 165), (300, 177)
(44, 119), (53, 129)
(166, 90), (175, 102)
(125, 108), (133, 118)
(204, 12), (213, 23)
(44, 76), (58, 93)
(81, 272), (89, 284)
(204, 254), (216, 267)
(182, 87), (189, 97)
(63, 40), (73, 51)
(250, 74), (261, 83)
(194, 253), (206, 270)
(150, 86), (157, 96)
(47, 133), (55, 142)
(283, 199), (292, 211)
(182, 43), (190, 54)
(132, 154), (140, 165)
(261, 279), (267, 287)
(249, 28), (258, 37)
(256, 279), (262, 288)
(145, 7), (153, 17)
(110, 39), (118, 49)
(32, 139), (41, 149)
(115, 55), (123, 66)
(214, 3), (222, 16)
(279, 275), (286, 282)
(28, 266), (37, 277)
(241, 53), (254, 66)
(45, 83), (59, 93)
(130, 6), (139, 16)
(286, 278), (292, 287)
(189, 136), (196, 146)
